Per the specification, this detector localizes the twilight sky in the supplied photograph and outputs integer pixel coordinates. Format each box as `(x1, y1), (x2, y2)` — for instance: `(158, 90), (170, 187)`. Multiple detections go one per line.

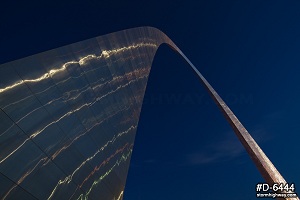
(1, 1), (299, 199)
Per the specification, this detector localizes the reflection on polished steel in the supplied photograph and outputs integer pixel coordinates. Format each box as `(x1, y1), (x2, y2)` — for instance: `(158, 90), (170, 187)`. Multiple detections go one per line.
(0, 27), (297, 200)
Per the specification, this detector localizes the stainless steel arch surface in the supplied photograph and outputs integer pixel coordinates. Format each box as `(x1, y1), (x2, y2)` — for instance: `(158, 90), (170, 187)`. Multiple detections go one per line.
(0, 27), (297, 200)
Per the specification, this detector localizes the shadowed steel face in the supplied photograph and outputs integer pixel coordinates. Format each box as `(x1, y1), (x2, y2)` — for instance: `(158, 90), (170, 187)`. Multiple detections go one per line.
(0, 27), (297, 200)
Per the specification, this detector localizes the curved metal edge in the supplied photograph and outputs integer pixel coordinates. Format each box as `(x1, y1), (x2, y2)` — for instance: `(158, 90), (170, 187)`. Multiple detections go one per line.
(160, 40), (298, 200)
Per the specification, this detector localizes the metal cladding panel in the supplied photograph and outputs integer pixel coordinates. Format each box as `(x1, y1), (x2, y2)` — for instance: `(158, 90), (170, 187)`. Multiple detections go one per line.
(0, 27), (171, 200)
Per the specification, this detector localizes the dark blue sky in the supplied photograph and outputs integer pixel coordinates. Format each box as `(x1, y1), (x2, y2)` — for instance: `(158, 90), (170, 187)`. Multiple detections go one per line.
(1, 1), (299, 199)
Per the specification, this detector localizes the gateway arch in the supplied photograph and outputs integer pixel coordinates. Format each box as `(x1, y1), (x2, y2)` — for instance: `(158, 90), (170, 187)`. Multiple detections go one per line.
(0, 27), (297, 200)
